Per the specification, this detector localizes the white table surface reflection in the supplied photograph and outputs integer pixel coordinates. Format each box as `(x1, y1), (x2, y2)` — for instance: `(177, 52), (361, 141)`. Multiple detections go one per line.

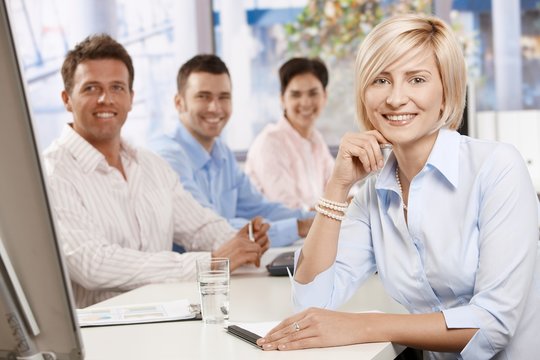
(81, 247), (407, 360)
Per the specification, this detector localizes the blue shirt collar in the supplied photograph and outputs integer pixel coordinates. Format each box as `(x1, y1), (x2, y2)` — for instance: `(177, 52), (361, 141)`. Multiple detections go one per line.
(174, 122), (227, 171)
(377, 129), (460, 188)
(426, 128), (460, 189)
(374, 129), (461, 209)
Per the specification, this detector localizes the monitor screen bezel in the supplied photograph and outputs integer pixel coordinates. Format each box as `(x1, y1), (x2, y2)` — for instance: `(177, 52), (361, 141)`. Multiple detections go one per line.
(0, 1), (84, 359)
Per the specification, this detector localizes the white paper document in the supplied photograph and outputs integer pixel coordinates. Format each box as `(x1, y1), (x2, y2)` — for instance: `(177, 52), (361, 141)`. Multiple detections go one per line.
(77, 299), (196, 327)
(232, 321), (280, 337)
(231, 311), (383, 338)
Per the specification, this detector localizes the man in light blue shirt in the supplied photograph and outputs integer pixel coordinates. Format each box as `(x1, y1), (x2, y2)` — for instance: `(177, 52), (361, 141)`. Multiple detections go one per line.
(150, 55), (314, 247)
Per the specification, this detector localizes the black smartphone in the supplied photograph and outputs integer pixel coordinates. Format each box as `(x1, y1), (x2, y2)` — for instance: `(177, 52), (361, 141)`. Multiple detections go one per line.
(226, 325), (262, 348)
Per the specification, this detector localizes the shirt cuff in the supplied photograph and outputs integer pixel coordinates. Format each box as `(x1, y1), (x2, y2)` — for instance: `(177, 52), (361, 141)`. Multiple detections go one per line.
(171, 251), (211, 281)
(267, 218), (299, 247)
(442, 305), (479, 329)
(292, 249), (335, 311)
(229, 217), (249, 229)
(442, 306), (495, 359)
(300, 209), (316, 219)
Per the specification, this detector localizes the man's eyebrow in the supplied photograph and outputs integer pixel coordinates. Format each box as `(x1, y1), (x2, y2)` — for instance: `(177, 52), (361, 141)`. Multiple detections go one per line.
(195, 90), (231, 96)
(80, 80), (100, 86)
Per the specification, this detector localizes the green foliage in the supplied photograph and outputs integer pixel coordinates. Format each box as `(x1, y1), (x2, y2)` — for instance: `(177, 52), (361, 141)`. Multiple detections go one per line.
(284, 0), (432, 61)
(282, 0), (433, 133)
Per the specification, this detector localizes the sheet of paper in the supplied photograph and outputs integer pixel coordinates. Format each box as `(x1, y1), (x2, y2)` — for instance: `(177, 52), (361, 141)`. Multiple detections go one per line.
(231, 311), (383, 338)
(77, 299), (195, 327)
(232, 321), (280, 337)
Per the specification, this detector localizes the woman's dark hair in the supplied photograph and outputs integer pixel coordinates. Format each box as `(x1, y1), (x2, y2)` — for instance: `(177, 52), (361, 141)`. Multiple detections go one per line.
(279, 57), (328, 95)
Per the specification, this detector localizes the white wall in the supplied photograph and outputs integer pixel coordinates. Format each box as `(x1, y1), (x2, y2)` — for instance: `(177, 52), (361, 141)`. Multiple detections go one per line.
(475, 110), (540, 192)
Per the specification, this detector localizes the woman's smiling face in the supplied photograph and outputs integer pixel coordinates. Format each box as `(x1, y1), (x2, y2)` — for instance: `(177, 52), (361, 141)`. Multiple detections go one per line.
(281, 72), (327, 138)
(364, 48), (445, 148)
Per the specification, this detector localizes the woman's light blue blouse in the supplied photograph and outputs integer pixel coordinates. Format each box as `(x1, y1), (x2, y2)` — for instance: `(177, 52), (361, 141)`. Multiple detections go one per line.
(293, 129), (540, 360)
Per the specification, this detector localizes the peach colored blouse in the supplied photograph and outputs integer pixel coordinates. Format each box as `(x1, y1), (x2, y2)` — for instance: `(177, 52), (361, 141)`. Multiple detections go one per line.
(245, 117), (334, 209)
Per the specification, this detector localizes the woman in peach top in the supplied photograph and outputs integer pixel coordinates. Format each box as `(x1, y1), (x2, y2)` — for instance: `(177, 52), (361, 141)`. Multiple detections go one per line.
(245, 57), (334, 210)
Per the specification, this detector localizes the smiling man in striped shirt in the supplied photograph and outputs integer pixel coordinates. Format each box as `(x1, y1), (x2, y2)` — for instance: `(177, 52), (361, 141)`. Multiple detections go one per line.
(43, 34), (269, 308)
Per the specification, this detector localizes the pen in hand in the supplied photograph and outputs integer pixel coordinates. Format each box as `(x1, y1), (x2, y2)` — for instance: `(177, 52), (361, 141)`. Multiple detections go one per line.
(248, 220), (260, 267)
(248, 221), (255, 242)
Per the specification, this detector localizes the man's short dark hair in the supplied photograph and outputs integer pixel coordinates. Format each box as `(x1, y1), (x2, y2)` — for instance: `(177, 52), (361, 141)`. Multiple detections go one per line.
(279, 57), (329, 95)
(177, 54), (230, 93)
(61, 34), (134, 94)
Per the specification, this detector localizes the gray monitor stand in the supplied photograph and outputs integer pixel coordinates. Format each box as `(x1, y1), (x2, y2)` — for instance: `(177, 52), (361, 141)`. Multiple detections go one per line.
(0, 237), (51, 359)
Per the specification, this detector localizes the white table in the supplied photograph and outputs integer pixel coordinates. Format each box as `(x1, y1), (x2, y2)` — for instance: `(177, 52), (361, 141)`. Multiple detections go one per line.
(81, 247), (407, 360)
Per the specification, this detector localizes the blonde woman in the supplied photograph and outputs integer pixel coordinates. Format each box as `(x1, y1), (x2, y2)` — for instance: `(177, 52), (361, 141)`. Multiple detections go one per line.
(257, 14), (539, 359)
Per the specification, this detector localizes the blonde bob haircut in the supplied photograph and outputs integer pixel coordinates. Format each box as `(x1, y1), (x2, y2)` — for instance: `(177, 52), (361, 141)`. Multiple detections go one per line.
(355, 14), (467, 131)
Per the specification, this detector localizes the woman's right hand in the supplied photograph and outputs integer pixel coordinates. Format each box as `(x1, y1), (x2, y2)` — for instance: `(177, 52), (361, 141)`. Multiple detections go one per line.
(257, 307), (369, 351)
(329, 130), (390, 190)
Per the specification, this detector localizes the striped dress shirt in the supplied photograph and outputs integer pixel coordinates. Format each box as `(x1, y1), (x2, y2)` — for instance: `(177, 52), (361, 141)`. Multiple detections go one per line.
(43, 125), (236, 308)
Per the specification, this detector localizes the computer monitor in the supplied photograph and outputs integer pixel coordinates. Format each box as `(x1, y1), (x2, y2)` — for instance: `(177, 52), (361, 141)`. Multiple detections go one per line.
(0, 1), (84, 359)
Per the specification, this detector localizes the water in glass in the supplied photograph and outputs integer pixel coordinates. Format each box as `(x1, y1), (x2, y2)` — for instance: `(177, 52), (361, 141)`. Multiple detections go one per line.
(198, 271), (229, 324)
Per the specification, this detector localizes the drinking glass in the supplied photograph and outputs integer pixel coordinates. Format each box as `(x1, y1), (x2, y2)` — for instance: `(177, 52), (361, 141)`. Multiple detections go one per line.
(196, 258), (230, 325)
